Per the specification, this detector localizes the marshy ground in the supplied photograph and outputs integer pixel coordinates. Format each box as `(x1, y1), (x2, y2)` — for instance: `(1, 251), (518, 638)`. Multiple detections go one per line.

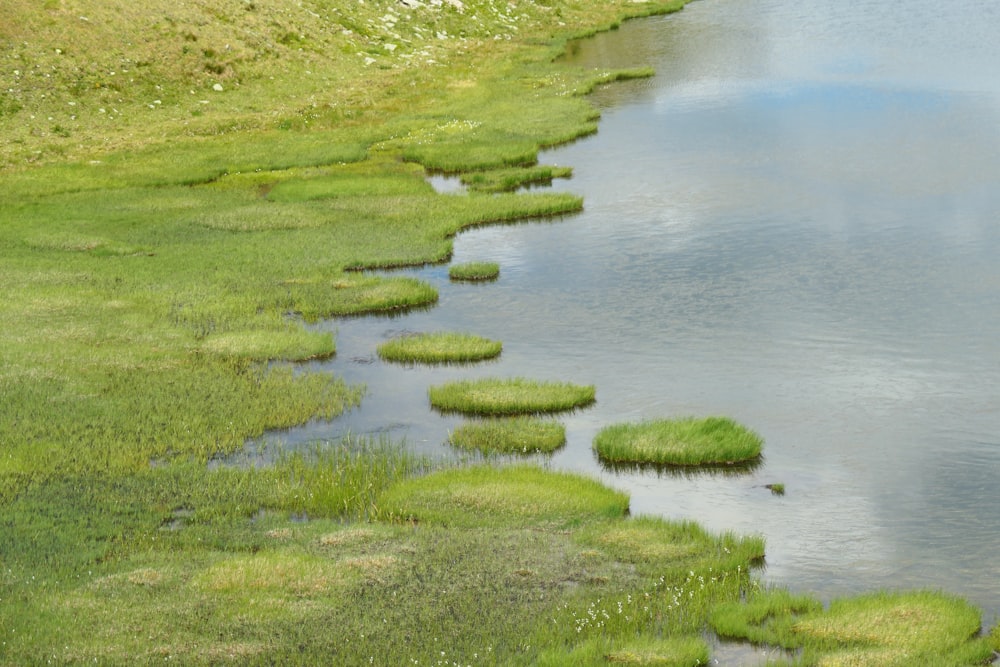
(2, 0), (998, 663)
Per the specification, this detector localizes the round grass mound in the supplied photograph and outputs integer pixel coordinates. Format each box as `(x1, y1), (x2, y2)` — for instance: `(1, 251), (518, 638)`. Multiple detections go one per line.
(377, 465), (629, 529)
(429, 377), (595, 416)
(593, 416), (762, 467)
(710, 589), (993, 665)
(448, 417), (566, 455)
(449, 261), (500, 282)
(377, 332), (502, 364)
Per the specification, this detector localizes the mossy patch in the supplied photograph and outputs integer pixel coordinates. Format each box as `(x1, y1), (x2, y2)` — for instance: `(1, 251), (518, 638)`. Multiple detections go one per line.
(377, 331), (501, 364)
(593, 417), (763, 467)
(449, 261), (500, 282)
(378, 465), (629, 529)
(429, 377), (596, 416)
(448, 417), (566, 455)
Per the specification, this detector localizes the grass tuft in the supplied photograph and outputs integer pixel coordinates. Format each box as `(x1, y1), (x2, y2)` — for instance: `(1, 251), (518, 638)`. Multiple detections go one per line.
(575, 516), (765, 578)
(448, 417), (566, 455)
(378, 464), (629, 529)
(429, 377), (595, 416)
(448, 261), (500, 282)
(460, 165), (573, 193)
(377, 331), (501, 364)
(711, 588), (993, 665)
(593, 417), (763, 467)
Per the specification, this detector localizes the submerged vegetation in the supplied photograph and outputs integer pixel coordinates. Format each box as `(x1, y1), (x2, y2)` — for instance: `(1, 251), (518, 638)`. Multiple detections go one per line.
(593, 417), (764, 467)
(2, 0), (996, 662)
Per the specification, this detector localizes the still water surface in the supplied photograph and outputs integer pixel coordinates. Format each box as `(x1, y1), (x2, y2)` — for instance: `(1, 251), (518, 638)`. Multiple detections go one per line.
(282, 0), (1000, 629)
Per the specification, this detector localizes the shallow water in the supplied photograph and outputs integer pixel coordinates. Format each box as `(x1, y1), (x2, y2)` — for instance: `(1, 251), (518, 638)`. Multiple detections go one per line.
(277, 0), (1000, 641)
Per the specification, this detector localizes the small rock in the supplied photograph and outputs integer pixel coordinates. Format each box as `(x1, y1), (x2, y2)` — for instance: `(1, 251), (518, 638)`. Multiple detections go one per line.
(212, 83), (224, 92)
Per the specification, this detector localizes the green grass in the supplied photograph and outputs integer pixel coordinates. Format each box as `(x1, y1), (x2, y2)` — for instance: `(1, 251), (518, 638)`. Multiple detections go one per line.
(377, 331), (502, 364)
(1, 0), (993, 661)
(710, 588), (994, 666)
(449, 260), (501, 281)
(538, 636), (709, 666)
(429, 377), (596, 415)
(378, 465), (629, 529)
(461, 165), (573, 193)
(593, 417), (764, 467)
(448, 417), (567, 454)
(574, 516), (765, 578)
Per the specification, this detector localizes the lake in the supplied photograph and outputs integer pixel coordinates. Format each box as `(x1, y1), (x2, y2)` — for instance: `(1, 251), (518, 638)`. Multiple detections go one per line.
(278, 0), (1000, 631)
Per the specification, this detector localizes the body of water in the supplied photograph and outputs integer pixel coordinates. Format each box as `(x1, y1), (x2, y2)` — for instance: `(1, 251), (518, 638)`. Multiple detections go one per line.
(279, 0), (1000, 630)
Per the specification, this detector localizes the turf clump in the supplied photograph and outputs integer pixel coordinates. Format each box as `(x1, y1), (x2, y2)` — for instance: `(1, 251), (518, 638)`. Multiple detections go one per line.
(377, 332), (502, 364)
(429, 377), (596, 415)
(710, 589), (994, 666)
(448, 417), (566, 454)
(460, 165), (573, 193)
(575, 516), (765, 578)
(593, 416), (763, 467)
(378, 465), (629, 529)
(449, 261), (501, 282)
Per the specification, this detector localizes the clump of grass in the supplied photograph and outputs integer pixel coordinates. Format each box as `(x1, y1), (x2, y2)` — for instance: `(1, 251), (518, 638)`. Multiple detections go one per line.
(604, 636), (710, 666)
(448, 417), (566, 455)
(429, 377), (596, 416)
(539, 636), (709, 666)
(460, 165), (573, 193)
(199, 328), (334, 362)
(711, 589), (994, 665)
(377, 332), (501, 364)
(990, 622), (1000, 651)
(593, 417), (763, 467)
(448, 261), (500, 282)
(575, 516), (765, 578)
(765, 483), (786, 496)
(377, 464), (629, 529)
(308, 275), (439, 319)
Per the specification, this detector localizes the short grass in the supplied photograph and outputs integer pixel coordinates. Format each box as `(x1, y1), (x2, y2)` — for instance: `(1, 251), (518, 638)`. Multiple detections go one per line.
(377, 331), (502, 364)
(538, 635), (709, 666)
(461, 165), (574, 193)
(377, 464), (629, 529)
(593, 417), (763, 467)
(449, 260), (501, 281)
(710, 588), (994, 666)
(429, 377), (596, 415)
(448, 417), (567, 454)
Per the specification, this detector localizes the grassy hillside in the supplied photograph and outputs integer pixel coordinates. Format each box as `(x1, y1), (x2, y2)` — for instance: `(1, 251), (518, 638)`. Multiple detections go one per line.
(1, 0), (667, 168)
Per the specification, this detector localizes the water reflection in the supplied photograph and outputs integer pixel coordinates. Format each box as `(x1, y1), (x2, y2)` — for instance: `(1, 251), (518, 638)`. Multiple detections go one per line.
(268, 0), (1000, 631)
